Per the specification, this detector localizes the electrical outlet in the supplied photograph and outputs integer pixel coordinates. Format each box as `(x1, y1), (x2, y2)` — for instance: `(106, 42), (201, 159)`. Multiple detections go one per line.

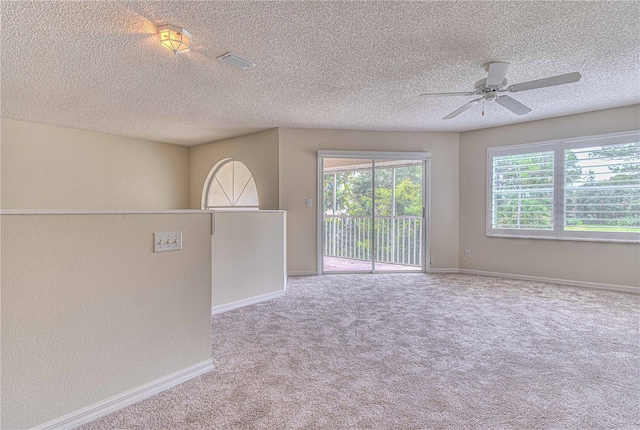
(306, 198), (313, 207)
(154, 232), (182, 252)
(465, 250), (471, 258)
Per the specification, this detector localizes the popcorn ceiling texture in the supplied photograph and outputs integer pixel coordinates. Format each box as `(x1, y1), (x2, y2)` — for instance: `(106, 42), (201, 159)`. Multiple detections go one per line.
(2, 1), (639, 146)
(81, 273), (640, 429)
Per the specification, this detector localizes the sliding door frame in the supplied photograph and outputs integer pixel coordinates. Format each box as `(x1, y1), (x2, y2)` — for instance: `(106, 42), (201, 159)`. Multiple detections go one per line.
(317, 150), (431, 274)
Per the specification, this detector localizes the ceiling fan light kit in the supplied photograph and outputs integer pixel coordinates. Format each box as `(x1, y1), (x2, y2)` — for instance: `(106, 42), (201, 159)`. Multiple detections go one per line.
(420, 62), (581, 120)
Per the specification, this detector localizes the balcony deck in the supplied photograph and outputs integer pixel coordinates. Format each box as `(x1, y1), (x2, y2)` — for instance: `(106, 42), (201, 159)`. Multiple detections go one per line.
(323, 256), (421, 272)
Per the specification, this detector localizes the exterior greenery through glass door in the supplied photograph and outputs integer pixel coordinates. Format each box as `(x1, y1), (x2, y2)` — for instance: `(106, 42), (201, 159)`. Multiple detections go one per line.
(323, 161), (423, 266)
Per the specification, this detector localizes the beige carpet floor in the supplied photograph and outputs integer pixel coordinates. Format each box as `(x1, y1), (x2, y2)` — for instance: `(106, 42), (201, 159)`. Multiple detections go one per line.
(82, 274), (639, 429)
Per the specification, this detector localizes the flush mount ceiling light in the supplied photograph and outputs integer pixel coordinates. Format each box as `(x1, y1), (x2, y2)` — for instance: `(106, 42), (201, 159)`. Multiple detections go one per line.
(218, 52), (256, 69)
(157, 24), (191, 53)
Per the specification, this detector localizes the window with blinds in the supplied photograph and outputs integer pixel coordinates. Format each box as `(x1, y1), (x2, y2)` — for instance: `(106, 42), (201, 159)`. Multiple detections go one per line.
(564, 141), (640, 237)
(491, 151), (554, 232)
(487, 131), (640, 242)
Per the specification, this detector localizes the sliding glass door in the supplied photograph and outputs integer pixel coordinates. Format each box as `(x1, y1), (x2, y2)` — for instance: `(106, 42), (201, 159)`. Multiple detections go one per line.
(322, 159), (373, 272)
(320, 152), (428, 274)
(374, 159), (424, 272)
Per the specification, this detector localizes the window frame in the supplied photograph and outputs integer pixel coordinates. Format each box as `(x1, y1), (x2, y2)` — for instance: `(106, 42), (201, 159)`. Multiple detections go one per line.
(486, 130), (640, 243)
(201, 158), (260, 211)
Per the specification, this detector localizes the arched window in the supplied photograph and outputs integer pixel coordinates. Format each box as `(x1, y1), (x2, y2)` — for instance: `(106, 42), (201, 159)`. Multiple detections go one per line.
(202, 159), (259, 210)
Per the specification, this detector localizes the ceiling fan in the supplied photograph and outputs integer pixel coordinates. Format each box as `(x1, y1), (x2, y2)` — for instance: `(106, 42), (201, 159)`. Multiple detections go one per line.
(420, 62), (581, 120)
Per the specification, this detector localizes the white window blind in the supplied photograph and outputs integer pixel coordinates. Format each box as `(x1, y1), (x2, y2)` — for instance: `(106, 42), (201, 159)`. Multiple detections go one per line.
(564, 142), (640, 237)
(487, 131), (640, 242)
(491, 151), (554, 232)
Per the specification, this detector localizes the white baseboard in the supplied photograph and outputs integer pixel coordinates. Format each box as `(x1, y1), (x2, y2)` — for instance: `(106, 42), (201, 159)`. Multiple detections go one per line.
(458, 269), (639, 294)
(32, 359), (214, 430)
(429, 268), (460, 274)
(211, 290), (285, 315)
(287, 270), (317, 276)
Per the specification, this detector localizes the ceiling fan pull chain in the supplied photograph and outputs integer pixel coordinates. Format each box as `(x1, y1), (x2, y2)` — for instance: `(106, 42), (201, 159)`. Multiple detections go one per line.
(482, 98), (485, 116)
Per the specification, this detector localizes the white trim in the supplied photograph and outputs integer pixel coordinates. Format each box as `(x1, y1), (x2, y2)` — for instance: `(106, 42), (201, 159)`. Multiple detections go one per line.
(554, 142), (565, 239)
(322, 270), (424, 274)
(288, 270), (318, 277)
(486, 147), (492, 238)
(31, 360), (214, 430)
(429, 268), (460, 274)
(317, 152), (430, 275)
(489, 141), (556, 157)
(202, 159), (260, 210)
(459, 269), (639, 294)
(212, 210), (286, 214)
(282, 212), (288, 291)
(0, 209), (211, 215)
(372, 160), (376, 271)
(423, 159), (431, 272)
(323, 159), (425, 173)
(207, 207), (260, 211)
(484, 130), (640, 154)
(486, 233), (639, 244)
(486, 230), (556, 239)
(317, 155), (324, 274)
(211, 290), (285, 315)
(317, 150), (431, 160)
(563, 130), (640, 148)
(485, 129), (640, 243)
(201, 158), (233, 209)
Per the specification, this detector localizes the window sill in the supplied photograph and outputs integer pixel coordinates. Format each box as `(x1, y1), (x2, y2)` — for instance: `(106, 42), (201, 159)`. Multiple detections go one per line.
(486, 233), (639, 244)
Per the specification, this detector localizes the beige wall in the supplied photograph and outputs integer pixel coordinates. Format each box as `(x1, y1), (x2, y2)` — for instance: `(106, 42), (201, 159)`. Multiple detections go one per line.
(189, 129), (280, 210)
(0, 119), (190, 210)
(459, 105), (640, 287)
(1, 213), (213, 429)
(278, 128), (460, 274)
(212, 211), (287, 307)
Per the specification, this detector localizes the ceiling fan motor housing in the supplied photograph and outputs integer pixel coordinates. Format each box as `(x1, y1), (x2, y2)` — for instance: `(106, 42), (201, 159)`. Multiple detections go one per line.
(474, 78), (508, 95)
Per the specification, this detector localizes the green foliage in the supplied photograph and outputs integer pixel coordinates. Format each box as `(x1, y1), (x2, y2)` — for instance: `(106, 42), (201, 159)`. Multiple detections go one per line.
(493, 142), (639, 232)
(566, 143), (639, 229)
(492, 152), (554, 229)
(394, 178), (423, 216)
(323, 164), (424, 265)
(324, 165), (422, 217)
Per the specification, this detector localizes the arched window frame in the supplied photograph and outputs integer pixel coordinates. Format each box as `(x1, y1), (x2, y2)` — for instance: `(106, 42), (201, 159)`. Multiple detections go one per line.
(201, 158), (260, 210)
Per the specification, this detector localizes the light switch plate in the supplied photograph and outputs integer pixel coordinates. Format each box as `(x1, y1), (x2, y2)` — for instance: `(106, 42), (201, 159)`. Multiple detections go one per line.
(154, 232), (182, 252)
(306, 198), (313, 207)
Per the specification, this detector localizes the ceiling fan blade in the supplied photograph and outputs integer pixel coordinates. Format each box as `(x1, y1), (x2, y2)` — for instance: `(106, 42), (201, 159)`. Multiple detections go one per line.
(507, 72), (581, 92)
(443, 97), (483, 120)
(495, 95), (532, 115)
(486, 62), (510, 86)
(419, 92), (476, 97)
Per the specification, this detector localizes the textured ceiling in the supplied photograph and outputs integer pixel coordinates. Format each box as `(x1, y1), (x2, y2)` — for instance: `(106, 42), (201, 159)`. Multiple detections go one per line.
(2, 1), (639, 146)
